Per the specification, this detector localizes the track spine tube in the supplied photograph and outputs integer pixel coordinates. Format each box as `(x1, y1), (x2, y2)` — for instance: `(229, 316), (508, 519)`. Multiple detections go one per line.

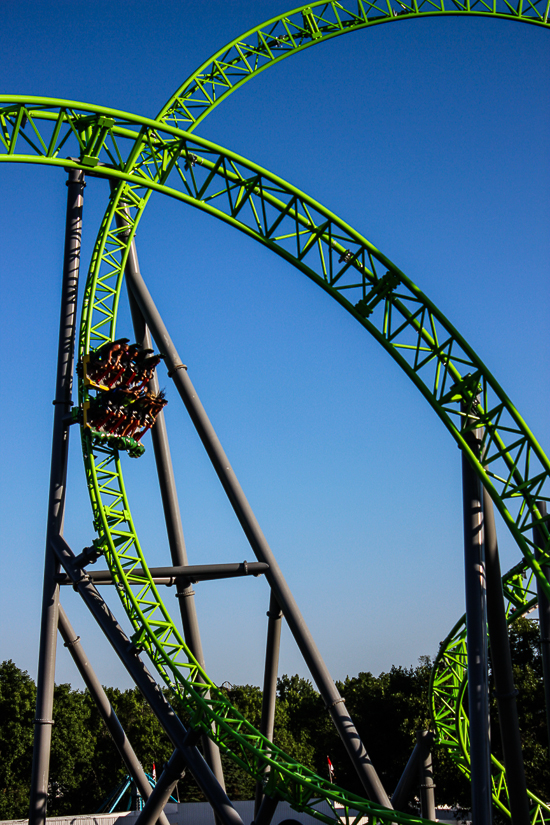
(125, 265), (393, 808)
(29, 168), (85, 825)
(57, 603), (171, 825)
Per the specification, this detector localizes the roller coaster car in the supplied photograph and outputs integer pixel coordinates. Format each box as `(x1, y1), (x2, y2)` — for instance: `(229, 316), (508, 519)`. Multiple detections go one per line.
(81, 352), (111, 391)
(82, 397), (146, 458)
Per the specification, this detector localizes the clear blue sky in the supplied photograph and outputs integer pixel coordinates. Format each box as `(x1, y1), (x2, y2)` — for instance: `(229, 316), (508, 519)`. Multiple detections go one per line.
(0, 1), (548, 692)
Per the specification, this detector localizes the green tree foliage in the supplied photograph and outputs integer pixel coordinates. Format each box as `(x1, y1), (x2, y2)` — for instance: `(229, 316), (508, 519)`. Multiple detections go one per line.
(334, 665), (432, 794)
(0, 661), (36, 819)
(47, 685), (176, 816)
(72, 687), (176, 814)
(270, 663), (462, 801)
(0, 619), (547, 818)
(0, 668), (177, 820)
(48, 683), (95, 815)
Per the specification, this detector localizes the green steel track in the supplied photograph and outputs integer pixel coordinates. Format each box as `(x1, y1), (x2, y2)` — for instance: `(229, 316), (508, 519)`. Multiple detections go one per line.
(1, 8), (548, 815)
(2, 95), (549, 821)
(157, 0), (550, 133)
(430, 580), (548, 818)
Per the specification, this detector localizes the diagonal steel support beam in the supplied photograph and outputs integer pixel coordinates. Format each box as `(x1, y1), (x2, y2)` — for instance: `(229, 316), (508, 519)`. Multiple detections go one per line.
(392, 730), (434, 813)
(57, 603), (171, 825)
(252, 793), (279, 825)
(52, 535), (243, 825)
(125, 265), (392, 808)
(134, 748), (188, 825)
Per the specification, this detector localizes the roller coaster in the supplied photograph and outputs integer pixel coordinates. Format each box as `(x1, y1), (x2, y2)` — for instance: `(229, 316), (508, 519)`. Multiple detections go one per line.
(3, 3), (549, 825)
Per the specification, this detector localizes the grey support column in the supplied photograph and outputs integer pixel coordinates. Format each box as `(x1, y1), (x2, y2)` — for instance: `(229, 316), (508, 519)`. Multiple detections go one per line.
(483, 490), (529, 825)
(533, 500), (550, 758)
(135, 749), (187, 825)
(125, 266), (392, 807)
(111, 187), (225, 792)
(255, 593), (283, 815)
(253, 793), (280, 825)
(391, 731), (433, 813)
(57, 603), (171, 825)
(416, 731), (436, 821)
(52, 535), (243, 825)
(461, 414), (492, 825)
(29, 168), (85, 825)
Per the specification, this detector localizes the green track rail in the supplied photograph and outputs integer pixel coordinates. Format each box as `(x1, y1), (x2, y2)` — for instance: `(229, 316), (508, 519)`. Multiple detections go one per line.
(1, 10), (548, 812)
(430, 576), (549, 818)
(93, 11), (549, 818)
(154, 0), (550, 133)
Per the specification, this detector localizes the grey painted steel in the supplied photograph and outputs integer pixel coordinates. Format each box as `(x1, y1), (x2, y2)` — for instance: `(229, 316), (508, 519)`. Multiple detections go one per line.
(29, 168), (85, 825)
(253, 794), (280, 825)
(115, 196), (226, 797)
(57, 562), (269, 585)
(391, 731), (434, 812)
(57, 603), (171, 825)
(134, 749), (187, 825)
(483, 489), (529, 825)
(133, 562), (267, 581)
(51, 534), (244, 825)
(29, 547), (60, 825)
(533, 500), (550, 758)
(461, 416), (492, 825)
(131, 784), (143, 812)
(416, 731), (436, 821)
(255, 593), (284, 815)
(125, 265), (392, 808)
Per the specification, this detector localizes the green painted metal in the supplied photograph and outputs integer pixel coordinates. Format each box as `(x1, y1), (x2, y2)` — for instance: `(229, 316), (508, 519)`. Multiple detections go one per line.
(154, 0), (550, 134)
(80, 0), (550, 492)
(430, 575), (550, 823)
(81, 0), (550, 413)
(2, 91), (549, 821)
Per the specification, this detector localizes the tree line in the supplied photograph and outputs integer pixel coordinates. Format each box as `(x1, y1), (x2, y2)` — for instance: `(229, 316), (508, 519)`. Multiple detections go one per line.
(0, 618), (547, 820)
